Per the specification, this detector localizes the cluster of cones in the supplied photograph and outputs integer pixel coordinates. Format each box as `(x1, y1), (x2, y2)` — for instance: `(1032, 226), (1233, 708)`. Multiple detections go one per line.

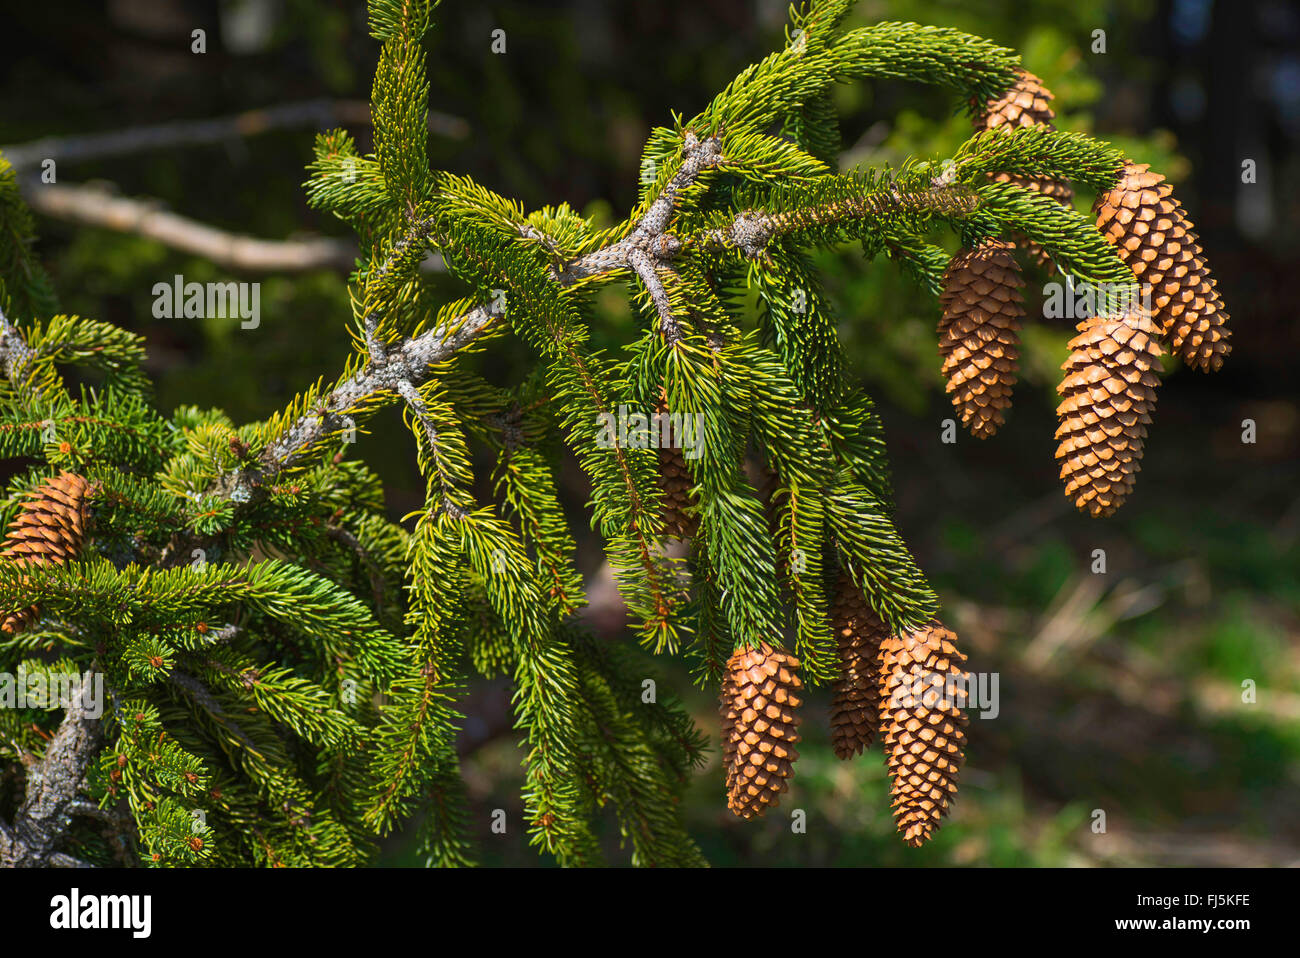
(718, 579), (970, 848)
(939, 71), (1231, 517)
(0, 472), (92, 634)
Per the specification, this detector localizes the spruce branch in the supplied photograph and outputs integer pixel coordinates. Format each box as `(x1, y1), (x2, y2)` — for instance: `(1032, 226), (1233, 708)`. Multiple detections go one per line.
(953, 126), (1127, 192)
(702, 178), (978, 260)
(219, 298), (504, 500)
(220, 134), (725, 500)
(222, 139), (983, 522)
(224, 151), (972, 504)
(832, 21), (1022, 103)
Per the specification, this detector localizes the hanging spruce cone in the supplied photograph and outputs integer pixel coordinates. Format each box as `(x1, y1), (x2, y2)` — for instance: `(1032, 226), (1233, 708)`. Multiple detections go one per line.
(877, 621), (969, 848)
(991, 172), (1075, 270)
(656, 393), (697, 538)
(1, 472), (92, 634)
(658, 446), (695, 536)
(992, 170), (1074, 204)
(938, 238), (1026, 439)
(753, 460), (782, 541)
(976, 70), (1074, 268)
(1055, 308), (1164, 517)
(719, 642), (802, 819)
(829, 580), (889, 759)
(1093, 161), (1230, 372)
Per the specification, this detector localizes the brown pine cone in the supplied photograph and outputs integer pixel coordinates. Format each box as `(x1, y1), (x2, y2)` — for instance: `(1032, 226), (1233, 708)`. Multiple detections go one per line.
(1093, 161), (1230, 372)
(937, 238), (1025, 439)
(990, 172), (1076, 270)
(829, 580), (889, 759)
(1, 472), (93, 634)
(658, 446), (696, 538)
(719, 642), (802, 819)
(877, 621), (970, 848)
(752, 460), (782, 542)
(977, 70), (1074, 268)
(0, 601), (39, 636)
(1054, 308), (1164, 517)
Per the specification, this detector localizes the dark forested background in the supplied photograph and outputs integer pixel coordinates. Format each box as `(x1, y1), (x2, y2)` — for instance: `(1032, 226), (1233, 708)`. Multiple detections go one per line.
(1, 0), (1297, 865)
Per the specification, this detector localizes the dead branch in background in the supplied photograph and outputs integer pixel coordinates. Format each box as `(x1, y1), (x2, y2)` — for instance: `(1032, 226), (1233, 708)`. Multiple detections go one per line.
(0, 98), (467, 170)
(1, 98), (465, 274)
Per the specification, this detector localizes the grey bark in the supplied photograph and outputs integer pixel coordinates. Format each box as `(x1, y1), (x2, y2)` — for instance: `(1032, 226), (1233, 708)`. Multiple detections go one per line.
(0, 672), (103, 868)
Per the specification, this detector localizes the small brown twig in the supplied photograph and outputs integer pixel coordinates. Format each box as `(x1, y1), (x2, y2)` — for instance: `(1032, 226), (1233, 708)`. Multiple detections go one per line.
(19, 179), (446, 275)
